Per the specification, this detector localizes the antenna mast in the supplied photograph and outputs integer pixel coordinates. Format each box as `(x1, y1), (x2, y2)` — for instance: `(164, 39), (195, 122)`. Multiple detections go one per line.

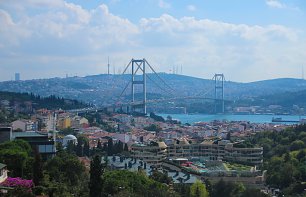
(108, 56), (110, 75)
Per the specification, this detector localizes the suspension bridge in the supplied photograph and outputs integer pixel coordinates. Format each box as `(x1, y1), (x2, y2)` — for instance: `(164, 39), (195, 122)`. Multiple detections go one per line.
(70, 58), (227, 114)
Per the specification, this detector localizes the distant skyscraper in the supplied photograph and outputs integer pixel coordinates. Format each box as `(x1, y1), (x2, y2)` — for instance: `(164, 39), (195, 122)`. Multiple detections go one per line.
(108, 56), (110, 75)
(15, 73), (20, 81)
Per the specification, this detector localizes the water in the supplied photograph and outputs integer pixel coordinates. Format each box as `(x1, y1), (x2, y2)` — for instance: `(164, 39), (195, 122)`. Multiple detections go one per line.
(158, 114), (306, 124)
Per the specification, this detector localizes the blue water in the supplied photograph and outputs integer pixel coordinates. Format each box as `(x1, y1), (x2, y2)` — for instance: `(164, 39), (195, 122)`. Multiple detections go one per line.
(158, 114), (306, 124)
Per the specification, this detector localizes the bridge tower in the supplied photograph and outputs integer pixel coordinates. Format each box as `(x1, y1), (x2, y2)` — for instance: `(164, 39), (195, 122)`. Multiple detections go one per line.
(131, 59), (147, 114)
(213, 74), (225, 114)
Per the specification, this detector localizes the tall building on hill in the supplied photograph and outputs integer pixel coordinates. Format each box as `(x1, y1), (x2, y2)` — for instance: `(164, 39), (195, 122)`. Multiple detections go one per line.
(15, 73), (20, 81)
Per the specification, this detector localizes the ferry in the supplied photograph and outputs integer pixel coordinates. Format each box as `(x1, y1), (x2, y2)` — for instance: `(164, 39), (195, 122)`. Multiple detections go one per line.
(272, 117), (299, 123)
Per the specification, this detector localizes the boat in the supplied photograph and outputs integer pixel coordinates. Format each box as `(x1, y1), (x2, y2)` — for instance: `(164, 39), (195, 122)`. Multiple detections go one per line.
(272, 117), (299, 123)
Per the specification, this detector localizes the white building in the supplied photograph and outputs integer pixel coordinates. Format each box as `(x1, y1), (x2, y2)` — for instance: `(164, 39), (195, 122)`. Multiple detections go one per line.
(63, 134), (78, 147)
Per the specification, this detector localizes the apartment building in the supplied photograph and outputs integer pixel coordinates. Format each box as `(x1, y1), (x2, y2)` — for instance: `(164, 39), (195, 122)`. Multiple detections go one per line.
(130, 141), (167, 166)
(167, 139), (263, 165)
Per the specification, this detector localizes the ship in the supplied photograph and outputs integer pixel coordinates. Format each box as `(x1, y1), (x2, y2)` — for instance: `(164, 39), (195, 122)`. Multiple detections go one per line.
(272, 117), (299, 123)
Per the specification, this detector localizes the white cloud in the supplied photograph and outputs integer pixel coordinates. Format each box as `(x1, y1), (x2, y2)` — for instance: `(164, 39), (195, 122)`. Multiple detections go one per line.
(0, 0), (305, 82)
(266, 0), (299, 11)
(266, 0), (285, 9)
(187, 5), (196, 12)
(158, 0), (170, 9)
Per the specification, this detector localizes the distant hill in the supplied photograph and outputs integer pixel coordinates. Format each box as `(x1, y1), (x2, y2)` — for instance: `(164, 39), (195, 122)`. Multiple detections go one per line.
(0, 74), (306, 107)
(237, 89), (306, 109)
(0, 91), (88, 110)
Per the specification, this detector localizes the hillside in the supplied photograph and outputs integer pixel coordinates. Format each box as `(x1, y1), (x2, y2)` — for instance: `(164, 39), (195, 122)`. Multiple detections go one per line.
(237, 89), (306, 108)
(0, 74), (306, 107)
(0, 91), (88, 110)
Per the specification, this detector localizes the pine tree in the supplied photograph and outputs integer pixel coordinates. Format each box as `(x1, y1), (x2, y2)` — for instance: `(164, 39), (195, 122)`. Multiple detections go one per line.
(84, 141), (90, 156)
(76, 141), (83, 157)
(118, 140), (123, 153)
(33, 148), (44, 186)
(97, 139), (102, 149)
(124, 143), (129, 152)
(89, 155), (104, 197)
(107, 138), (113, 156)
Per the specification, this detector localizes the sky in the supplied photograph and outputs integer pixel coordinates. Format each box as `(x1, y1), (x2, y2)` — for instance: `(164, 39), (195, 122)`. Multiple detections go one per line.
(0, 0), (306, 82)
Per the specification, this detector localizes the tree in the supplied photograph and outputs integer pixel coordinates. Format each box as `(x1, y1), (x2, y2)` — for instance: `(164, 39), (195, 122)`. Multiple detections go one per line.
(114, 140), (123, 154)
(144, 124), (162, 132)
(76, 142), (83, 157)
(0, 140), (32, 177)
(190, 180), (209, 197)
(102, 170), (173, 197)
(44, 151), (87, 196)
(84, 141), (90, 157)
(33, 148), (43, 186)
(66, 140), (75, 155)
(89, 155), (104, 197)
(290, 140), (305, 151)
(107, 138), (113, 156)
(226, 131), (231, 141)
(296, 149), (306, 161)
(149, 170), (172, 185)
(97, 140), (102, 149)
(124, 143), (129, 152)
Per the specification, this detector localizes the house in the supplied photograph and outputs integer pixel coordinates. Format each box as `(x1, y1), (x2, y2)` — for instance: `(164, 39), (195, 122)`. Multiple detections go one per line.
(11, 119), (37, 131)
(0, 163), (8, 184)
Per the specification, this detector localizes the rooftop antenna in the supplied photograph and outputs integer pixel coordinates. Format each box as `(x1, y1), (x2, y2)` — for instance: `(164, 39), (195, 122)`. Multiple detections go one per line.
(108, 56), (110, 75)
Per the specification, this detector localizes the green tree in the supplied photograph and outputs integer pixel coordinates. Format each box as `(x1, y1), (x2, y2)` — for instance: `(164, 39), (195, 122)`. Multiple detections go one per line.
(107, 138), (113, 156)
(44, 151), (87, 196)
(0, 140), (32, 177)
(89, 155), (104, 197)
(102, 170), (173, 197)
(84, 141), (90, 157)
(124, 143), (129, 152)
(144, 124), (162, 132)
(290, 140), (305, 151)
(190, 180), (209, 197)
(149, 170), (172, 185)
(33, 148), (44, 186)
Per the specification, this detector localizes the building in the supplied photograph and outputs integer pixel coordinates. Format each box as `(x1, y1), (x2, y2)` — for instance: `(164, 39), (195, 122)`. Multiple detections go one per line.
(15, 73), (20, 81)
(0, 127), (12, 144)
(57, 117), (71, 130)
(0, 163), (8, 184)
(167, 139), (263, 165)
(63, 134), (78, 147)
(11, 119), (37, 131)
(131, 141), (167, 167)
(107, 156), (198, 184)
(11, 132), (56, 159)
